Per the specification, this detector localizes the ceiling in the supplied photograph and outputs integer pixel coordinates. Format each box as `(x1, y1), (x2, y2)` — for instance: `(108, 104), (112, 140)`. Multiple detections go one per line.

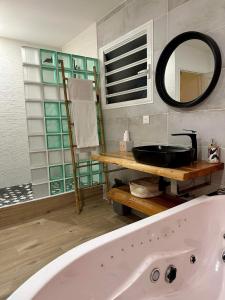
(0, 0), (124, 48)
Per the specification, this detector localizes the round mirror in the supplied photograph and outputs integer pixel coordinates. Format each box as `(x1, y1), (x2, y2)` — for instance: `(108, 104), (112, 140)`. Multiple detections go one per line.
(156, 32), (222, 108)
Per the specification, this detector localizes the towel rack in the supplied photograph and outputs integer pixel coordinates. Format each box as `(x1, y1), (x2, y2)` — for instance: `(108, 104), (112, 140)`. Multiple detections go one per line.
(60, 60), (109, 214)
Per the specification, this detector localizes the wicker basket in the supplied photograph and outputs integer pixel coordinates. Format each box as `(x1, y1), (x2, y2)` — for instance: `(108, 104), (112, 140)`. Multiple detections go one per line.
(129, 177), (162, 198)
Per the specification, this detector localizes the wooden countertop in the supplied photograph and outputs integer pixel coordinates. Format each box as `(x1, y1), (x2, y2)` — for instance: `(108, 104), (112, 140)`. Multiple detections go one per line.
(92, 152), (224, 181)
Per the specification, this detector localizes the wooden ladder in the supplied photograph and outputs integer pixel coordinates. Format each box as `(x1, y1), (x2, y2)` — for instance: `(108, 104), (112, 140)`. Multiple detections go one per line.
(60, 60), (109, 213)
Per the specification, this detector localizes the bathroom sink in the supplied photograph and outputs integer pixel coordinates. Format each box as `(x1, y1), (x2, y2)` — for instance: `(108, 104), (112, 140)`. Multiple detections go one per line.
(132, 145), (194, 168)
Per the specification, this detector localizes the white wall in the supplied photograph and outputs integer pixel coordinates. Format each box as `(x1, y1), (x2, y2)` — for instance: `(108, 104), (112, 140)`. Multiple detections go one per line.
(62, 23), (98, 58)
(165, 42), (214, 101)
(0, 37), (31, 188)
(176, 43), (214, 73)
(165, 53), (176, 99)
(0, 37), (59, 189)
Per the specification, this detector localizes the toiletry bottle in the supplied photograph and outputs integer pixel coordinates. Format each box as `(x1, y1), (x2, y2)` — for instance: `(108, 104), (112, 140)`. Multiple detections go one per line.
(119, 130), (134, 152)
(208, 139), (220, 163)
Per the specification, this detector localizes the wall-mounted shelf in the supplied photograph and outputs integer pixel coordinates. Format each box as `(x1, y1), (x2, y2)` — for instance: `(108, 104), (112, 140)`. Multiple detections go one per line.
(92, 152), (224, 181)
(93, 151), (224, 216)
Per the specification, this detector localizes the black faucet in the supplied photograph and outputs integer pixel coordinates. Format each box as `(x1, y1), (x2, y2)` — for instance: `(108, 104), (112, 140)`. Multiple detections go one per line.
(171, 129), (197, 161)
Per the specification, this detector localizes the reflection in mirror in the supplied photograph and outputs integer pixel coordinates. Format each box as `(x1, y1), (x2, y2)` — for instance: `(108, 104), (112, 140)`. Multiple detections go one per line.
(165, 40), (214, 103)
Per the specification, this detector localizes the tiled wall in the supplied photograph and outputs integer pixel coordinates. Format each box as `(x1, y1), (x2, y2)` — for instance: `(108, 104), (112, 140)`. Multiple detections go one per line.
(0, 38), (31, 188)
(97, 0), (225, 187)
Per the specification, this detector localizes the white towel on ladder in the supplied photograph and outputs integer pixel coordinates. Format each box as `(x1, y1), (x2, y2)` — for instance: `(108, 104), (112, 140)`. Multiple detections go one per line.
(68, 78), (94, 101)
(68, 78), (99, 149)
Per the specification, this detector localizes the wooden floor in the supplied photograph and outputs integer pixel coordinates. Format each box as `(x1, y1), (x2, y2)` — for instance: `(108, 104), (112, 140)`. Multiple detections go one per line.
(0, 192), (139, 300)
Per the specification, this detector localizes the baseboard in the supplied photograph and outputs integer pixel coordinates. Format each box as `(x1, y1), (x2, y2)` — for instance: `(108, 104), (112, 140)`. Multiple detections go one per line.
(0, 186), (103, 229)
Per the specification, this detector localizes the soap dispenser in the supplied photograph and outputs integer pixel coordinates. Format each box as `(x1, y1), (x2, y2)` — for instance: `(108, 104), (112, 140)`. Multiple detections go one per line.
(208, 139), (220, 163)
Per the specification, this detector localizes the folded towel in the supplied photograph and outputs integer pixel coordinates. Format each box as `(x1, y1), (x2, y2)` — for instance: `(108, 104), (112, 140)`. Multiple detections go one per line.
(68, 78), (93, 101)
(68, 78), (99, 149)
(71, 100), (99, 148)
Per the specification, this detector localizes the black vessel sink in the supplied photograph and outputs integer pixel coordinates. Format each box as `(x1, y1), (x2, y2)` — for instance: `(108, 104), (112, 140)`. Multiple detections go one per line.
(132, 145), (195, 168)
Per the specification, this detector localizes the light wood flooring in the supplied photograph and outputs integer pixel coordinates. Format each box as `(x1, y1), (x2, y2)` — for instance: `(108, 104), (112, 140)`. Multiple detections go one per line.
(0, 191), (139, 300)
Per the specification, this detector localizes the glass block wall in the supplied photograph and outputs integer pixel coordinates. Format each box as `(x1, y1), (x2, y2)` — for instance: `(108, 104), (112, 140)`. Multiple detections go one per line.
(22, 47), (103, 199)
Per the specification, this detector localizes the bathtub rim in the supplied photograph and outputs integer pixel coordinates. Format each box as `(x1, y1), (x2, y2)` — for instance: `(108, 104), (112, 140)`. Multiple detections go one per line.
(8, 194), (217, 300)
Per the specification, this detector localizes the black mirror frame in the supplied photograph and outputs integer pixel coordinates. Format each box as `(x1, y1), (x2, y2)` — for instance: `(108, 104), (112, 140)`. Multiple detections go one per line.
(155, 31), (222, 108)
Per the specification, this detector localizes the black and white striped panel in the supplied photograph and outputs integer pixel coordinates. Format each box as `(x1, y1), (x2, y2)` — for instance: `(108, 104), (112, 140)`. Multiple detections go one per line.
(103, 33), (148, 104)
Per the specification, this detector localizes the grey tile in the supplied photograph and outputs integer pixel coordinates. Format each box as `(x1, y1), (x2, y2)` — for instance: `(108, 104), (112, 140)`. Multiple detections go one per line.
(129, 113), (168, 145)
(97, 7), (125, 48)
(168, 109), (225, 148)
(98, 0), (225, 190)
(154, 15), (168, 53)
(123, 0), (167, 33)
(168, 0), (225, 40)
(168, 0), (190, 11)
(207, 25), (225, 68)
(97, 0), (167, 48)
(104, 117), (128, 142)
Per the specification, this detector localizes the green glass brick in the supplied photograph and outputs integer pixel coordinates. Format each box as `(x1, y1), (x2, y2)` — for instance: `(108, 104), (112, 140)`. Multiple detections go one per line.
(92, 173), (102, 185)
(73, 71), (86, 80)
(40, 50), (57, 67)
(60, 103), (67, 117)
(62, 134), (70, 148)
(42, 68), (57, 84)
(50, 180), (64, 195)
(87, 73), (95, 88)
(64, 164), (73, 178)
(45, 118), (61, 133)
(86, 58), (98, 73)
(61, 118), (68, 133)
(47, 135), (62, 149)
(49, 165), (63, 180)
(87, 73), (94, 81)
(72, 55), (86, 71)
(78, 160), (90, 176)
(91, 161), (102, 173)
(58, 70), (72, 84)
(44, 102), (60, 117)
(57, 53), (72, 69)
(79, 175), (90, 188)
(65, 178), (74, 192)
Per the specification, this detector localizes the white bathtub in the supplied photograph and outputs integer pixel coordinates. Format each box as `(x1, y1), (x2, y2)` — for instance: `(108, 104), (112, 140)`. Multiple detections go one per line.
(8, 195), (225, 300)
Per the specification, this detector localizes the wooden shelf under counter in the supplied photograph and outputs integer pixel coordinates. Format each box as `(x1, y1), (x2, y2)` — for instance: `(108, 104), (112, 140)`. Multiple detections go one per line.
(107, 186), (185, 216)
(92, 151), (224, 216)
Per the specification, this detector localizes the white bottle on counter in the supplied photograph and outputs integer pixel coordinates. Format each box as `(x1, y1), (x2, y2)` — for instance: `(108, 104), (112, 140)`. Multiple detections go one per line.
(119, 130), (134, 152)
